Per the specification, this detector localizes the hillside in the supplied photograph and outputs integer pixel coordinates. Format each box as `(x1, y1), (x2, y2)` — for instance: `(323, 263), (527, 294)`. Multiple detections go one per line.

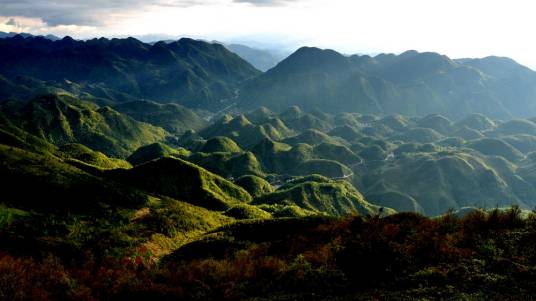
(238, 47), (536, 119)
(254, 175), (391, 216)
(224, 43), (285, 71)
(0, 94), (167, 158)
(0, 35), (260, 109)
(113, 100), (207, 134)
(4, 32), (536, 300)
(107, 157), (253, 211)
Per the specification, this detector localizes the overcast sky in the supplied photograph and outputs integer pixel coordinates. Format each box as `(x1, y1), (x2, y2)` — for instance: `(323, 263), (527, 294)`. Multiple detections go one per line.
(0, 0), (535, 68)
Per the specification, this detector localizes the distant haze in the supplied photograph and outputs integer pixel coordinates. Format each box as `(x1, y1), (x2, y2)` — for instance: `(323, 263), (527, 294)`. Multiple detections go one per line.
(0, 0), (535, 69)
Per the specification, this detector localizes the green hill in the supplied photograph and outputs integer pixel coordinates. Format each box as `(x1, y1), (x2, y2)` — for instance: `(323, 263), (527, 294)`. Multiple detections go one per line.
(59, 143), (132, 169)
(379, 115), (411, 132)
(291, 159), (352, 178)
(493, 119), (536, 136)
(467, 138), (524, 162)
(0, 123), (58, 154)
(234, 175), (274, 197)
(187, 151), (264, 178)
(245, 106), (275, 124)
(356, 152), (533, 215)
(328, 125), (364, 142)
(359, 145), (387, 161)
(284, 129), (346, 146)
(452, 126), (485, 140)
(254, 175), (392, 216)
(0, 94), (167, 158)
(107, 157), (252, 211)
(224, 203), (272, 219)
(250, 138), (293, 171)
(416, 114), (453, 134)
(280, 112), (333, 133)
(394, 128), (443, 143)
(200, 136), (242, 153)
(199, 114), (290, 148)
(226, 152), (265, 177)
(0, 144), (148, 213)
(455, 113), (496, 131)
(503, 134), (536, 153)
(113, 100), (207, 134)
(313, 142), (361, 165)
(127, 142), (181, 165)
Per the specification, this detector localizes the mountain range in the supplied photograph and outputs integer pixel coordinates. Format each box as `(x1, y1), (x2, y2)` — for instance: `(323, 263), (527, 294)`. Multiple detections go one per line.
(3, 34), (536, 299)
(224, 43), (287, 71)
(0, 35), (260, 109)
(0, 31), (60, 40)
(239, 47), (536, 119)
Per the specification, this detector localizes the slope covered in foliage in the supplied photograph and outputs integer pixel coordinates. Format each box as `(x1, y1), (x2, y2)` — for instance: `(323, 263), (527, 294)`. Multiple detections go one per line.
(254, 175), (391, 216)
(107, 157), (253, 211)
(239, 47), (536, 119)
(0, 94), (166, 158)
(0, 36), (260, 109)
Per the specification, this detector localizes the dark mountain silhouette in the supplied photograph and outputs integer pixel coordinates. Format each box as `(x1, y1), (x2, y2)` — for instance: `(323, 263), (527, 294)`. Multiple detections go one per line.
(0, 31), (60, 40)
(0, 35), (260, 109)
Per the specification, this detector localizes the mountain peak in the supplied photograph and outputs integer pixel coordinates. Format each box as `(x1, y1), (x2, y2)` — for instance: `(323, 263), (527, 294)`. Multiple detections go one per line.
(267, 46), (352, 76)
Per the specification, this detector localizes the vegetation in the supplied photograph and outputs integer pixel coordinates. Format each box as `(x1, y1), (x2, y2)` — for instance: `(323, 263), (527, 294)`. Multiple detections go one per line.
(0, 36), (260, 108)
(107, 157), (252, 211)
(254, 175), (391, 216)
(200, 136), (242, 153)
(235, 175), (274, 197)
(113, 100), (207, 134)
(127, 142), (181, 166)
(3, 209), (536, 299)
(4, 35), (536, 299)
(0, 94), (167, 158)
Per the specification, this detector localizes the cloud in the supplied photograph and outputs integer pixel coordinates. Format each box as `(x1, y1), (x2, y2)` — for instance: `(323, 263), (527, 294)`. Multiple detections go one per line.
(5, 18), (17, 26)
(0, 0), (216, 26)
(0, 0), (299, 27)
(232, 0), (296, 6)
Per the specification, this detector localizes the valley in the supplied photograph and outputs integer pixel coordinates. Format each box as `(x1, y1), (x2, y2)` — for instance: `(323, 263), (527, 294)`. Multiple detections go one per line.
(1, 34), (536, 299)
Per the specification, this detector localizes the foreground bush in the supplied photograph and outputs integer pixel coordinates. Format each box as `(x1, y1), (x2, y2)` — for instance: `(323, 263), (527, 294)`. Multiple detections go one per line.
(1, 208), (536, 300)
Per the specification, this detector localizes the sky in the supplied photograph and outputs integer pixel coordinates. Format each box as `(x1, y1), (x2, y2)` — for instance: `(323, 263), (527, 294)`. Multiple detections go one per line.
(0, 0), (535, 68)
